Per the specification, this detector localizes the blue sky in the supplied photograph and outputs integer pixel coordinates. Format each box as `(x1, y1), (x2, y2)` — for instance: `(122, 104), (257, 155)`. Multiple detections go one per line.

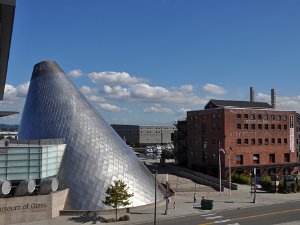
(2, 0), (300, 125)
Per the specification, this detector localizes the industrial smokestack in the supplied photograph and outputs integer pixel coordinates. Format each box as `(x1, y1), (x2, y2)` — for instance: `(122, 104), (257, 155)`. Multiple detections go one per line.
(271, 88), (276, 108)
(250, 87), (255, 102)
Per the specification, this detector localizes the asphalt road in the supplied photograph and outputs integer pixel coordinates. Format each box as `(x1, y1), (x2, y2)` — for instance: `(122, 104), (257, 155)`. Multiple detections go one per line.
(139, 200), (300, 225)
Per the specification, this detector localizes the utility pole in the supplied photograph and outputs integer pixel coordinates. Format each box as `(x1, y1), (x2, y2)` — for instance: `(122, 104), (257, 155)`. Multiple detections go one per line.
(253, 168), (256, 203)
(228, 147), (232, 197)
(153, 170), (157, 225)
(218, 141), (222, 198)
(165, 173), (169, 215)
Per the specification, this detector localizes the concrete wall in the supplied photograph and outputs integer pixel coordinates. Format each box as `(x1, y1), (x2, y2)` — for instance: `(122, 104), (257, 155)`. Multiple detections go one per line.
(0, 189), (68, 225)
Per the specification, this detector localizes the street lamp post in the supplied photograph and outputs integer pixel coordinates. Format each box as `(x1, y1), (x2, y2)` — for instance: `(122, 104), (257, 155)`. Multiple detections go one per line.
(228, 147), (232, 197)
(218, 141), (222, 198)
(253, 167), (256, 203)
(165, 173), (169, 215)
(153, 170), (158, 225)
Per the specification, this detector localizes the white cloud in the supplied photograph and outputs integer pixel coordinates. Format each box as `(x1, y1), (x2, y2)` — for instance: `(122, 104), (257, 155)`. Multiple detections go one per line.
(177, 108), (191, 114)
(3, 84), (17, 101)
(88, 95), (106, 103)
(99, 103), (121, 111)
(130, 83), (169, 99)
(16, 81), (30, 97)
(88, 71), (145, 85)
(179, 85), (193, 92)
(80, 85), (92, 95)
(144, 104), (173, 114)
(256, 92), (271, 103)
(103, 85), (129, 99)
(256, 92), (300, 112)
(203, 83), (227, 95)
(68, 69), (83, 78)
(129, 83), (201, 105)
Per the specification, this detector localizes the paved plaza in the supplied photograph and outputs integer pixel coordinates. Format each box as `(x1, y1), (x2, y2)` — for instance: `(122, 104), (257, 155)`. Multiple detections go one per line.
(17, 170), (300, 225)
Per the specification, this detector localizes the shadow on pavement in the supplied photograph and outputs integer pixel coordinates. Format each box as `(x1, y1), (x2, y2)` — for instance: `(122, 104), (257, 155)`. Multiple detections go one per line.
(68, 212), (107, 224)
(130, 212), (154, 215)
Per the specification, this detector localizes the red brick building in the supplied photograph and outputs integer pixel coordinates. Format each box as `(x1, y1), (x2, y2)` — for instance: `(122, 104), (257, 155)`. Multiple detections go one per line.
(186, 99), (298, 179)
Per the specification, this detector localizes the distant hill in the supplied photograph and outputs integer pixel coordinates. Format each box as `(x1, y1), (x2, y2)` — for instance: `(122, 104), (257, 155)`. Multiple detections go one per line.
(0, 124), (19, 131)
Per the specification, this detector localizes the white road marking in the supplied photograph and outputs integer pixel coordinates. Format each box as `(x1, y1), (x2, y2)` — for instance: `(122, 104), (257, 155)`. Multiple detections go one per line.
(227, 223), (240, 225)
(206, 216), (223, 220)
(201, 213), (215, 216)
(214, 219), (231, 223)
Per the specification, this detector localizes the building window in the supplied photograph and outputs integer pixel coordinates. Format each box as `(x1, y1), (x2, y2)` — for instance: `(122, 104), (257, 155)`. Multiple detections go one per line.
(258, 138), (262, 145)
(244, 124), (248, 129)
(251, 114), (255, 120)
(265, 138), (269, 145)
(271, 124), (275, 129)
(269, 168), (276, 175)
(258, 124), (262, 130)
(284, 153), (290, 162)
(194, 139), (198, 144)
(269, 154), (275, 163)
(251, 138), (256, 145)
(244, 114), (249, 119)
(237, 124), (241, 129)
(203, 141), (208, 149)
(278, 124), (281, 130)
(277, 115), (281, 120)
(271, 115), (275, 120)
(237, 139), (241, 145)
(265, 124), (269, 129)
(212, 124), (216, 129)
(284, 138), (287, 144)
(271, 138), (275, 144)
(202, 123), (207, 132)
(236, 155), (243, 165)
(283, 115), (287, 121)
(257, 114), (262, 120)
(212, 114), (217, 119)
(244, 139), (249, 145)
(251, 124), (255, 129)
(264, 114), (268, 120)
(212, 139), (216, 144)
(278, 138), (281, 144)
(253, 154), (260, 164)
(237, 114), (241, 119)
(284, 124), (287, 130)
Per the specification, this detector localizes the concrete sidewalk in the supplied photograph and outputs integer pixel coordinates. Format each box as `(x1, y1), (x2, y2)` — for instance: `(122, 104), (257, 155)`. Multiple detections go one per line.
(19, 184), (300, 225)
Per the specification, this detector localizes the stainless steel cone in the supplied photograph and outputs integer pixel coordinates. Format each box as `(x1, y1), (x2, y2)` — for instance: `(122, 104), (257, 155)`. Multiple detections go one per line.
(18, 61), (163, 210)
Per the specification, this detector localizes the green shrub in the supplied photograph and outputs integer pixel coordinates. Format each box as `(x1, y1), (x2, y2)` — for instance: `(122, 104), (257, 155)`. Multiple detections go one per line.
(231, 174), (239, 183)
(260, 176), (272, 191)
(106, 218), (116, 223)
(123, 215), (129, 221)
(118, 215), (130, 221)
(291, 182), (297, 193)
(232, 173), (250, 184)
(278, 180), (285, 193)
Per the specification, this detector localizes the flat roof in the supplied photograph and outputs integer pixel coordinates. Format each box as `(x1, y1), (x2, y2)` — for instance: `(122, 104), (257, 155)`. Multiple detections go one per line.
(0, 0), (16, 100)
(0, 111), (18, 117)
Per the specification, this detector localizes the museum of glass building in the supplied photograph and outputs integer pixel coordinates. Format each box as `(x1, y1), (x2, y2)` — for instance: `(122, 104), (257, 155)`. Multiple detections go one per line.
(0, 139), (66, 196)
(18, 61), (163, 210)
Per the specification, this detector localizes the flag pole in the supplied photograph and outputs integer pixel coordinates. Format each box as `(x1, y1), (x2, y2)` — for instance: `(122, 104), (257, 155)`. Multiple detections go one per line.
(218, 141), (222, 198)
(229, 147), (232, 197)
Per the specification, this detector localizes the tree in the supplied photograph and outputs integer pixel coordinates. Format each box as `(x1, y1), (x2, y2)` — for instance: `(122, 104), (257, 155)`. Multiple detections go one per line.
(161, 149), (174, 160)
(102, 180), (134, 221)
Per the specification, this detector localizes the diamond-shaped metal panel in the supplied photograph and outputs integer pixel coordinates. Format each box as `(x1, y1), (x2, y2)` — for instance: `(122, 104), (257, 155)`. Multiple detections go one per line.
(18, 61), (163, 210)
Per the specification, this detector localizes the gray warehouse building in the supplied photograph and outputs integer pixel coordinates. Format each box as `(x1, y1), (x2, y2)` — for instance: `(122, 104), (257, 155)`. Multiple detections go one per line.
(111, 124), (177, 147)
